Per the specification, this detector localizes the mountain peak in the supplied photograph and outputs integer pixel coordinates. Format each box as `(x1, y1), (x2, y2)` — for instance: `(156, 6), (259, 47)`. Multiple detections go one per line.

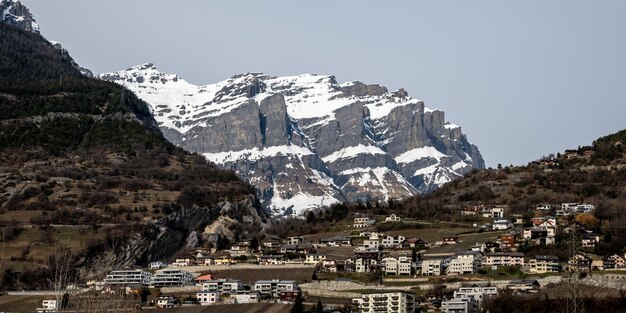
(100, 67), (485, 216)
(1, 0), (39, 33)
(129, 62), (158, 71)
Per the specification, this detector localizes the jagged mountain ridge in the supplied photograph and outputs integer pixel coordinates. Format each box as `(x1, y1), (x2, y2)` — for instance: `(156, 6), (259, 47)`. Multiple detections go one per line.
(100, 64), (485, 215)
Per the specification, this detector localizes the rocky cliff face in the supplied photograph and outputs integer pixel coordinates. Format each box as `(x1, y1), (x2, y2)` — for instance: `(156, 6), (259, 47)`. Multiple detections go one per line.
(100, 65), (485, 216)
(0, 0), (38, 33)
(0, 0), (93, 77)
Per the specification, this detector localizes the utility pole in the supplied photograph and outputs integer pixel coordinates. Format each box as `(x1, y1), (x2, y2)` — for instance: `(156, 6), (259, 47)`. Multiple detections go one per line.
(566, 229), (584, 313)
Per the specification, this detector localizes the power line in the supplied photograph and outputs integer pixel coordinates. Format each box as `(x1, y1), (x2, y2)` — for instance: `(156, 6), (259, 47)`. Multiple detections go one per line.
(566, 230), (585, 313)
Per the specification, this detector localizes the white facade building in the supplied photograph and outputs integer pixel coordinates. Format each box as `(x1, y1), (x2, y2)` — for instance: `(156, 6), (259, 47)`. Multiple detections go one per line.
(305, 254), (327, 264)
(197, 291), (219, 305)
(104, 269), (152, 286)
(234, 291), (260, 303)
(202, 279), (243, 294)
(528, 255), (560, 273)
(381, 236), (406, 249)
(484, 252), (524, 268)
(492, 219), (512, 230)
(382, 256), (412, 275)
(354, 217), (375, 228)
(150, 269), (194, 288)
(355, 258), (378, 273)
(448, 252), (482, 275)
(352, 291), (415, 313)
(441, 286), (498, 313)
(156, 296), (177, 308)
(421, 258), (444, 276)
(254, 280), (298, 298)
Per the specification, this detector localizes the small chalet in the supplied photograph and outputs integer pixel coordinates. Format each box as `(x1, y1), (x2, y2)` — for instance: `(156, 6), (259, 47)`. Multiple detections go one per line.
(402, 238), (428, 249)
(567, 253), (591, 272)
(156, 296), (178, 308)
(258, 255), (285, 265)
(603, 254), (626, 269)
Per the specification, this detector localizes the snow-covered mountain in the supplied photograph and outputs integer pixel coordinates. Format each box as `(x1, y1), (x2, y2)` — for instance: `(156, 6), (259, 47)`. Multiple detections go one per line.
(99, 64), (485, 216)
(1, 0), (39, 33)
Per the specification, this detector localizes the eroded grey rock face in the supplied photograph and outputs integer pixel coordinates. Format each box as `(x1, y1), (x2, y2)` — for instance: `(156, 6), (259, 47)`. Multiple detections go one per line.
(99, 66), (485, 215)
(0, 0), (39, 33)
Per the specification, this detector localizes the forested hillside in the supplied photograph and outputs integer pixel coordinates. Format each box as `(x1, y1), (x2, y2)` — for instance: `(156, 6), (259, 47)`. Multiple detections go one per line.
(0, 23), (264, 290)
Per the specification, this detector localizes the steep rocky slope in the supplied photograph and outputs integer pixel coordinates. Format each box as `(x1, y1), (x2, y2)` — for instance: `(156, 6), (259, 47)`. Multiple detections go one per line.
(0, 20), (265, 283)
(100, 64), (485, 215)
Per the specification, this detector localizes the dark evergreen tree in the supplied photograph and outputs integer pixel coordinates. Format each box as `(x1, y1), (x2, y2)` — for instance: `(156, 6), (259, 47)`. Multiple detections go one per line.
(289, 294), (305, 313)
(316, 299), (324, 313)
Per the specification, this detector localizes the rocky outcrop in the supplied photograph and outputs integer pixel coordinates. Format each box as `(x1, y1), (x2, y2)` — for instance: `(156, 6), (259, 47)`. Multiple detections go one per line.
(1, 0), (94, 78)
(100, 65), (485, 215)
(80, 198), (262, 280)
(0, 0), (39, 33)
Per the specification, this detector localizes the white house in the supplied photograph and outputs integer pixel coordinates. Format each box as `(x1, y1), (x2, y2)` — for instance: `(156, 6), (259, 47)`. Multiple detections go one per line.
(104, 269), (152, 286)
(149, 261), (166, 270)
(384, 214), (403, 223)
(420, 258), (444, 276)
(482, 207), (505, 218)
(352, 291), (415, 313)
(202, 279), (243, 294)
(149, 269), (194, 288)
(305, 254), (327, 264)
(484, 252), (525, 268)
(441, 286), (498, 313)
(381, 235), (406, 249)
(234, 291), (260, 304)
(448, 252), (483, 275)
(258, 254), (285, 265)
(36, 300), (57, 313)
(492, 219), (512, 230)
(287, 236), (304, 245)
(358, 239), (380, 252)
(156, 296), (177, 308)
(561, 203), (595, 215)
(353, 217), (375, 228)
(355, 258), (378, 273)
(197, 291), (219, 306)
(359, 231), (384, 238)
(172, 258), (193, 267)
(528, 255), (560, 273)
(382, 256), (412, 275)
(254, 280), (298, 298)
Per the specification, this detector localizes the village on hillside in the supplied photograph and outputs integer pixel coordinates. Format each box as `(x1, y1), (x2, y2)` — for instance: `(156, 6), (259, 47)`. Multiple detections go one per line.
(26, 202), (626, 313)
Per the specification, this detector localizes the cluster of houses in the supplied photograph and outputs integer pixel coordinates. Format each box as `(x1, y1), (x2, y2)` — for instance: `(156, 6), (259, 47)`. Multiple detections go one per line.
(349, 280), (545, 313)
(132, 204), (615, 280)
(103, 268), (300, 308)
(299, 208), (623, 278)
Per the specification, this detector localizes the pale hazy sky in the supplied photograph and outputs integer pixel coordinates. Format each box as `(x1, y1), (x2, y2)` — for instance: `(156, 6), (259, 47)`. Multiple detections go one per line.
(26, 1), (626, 167)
